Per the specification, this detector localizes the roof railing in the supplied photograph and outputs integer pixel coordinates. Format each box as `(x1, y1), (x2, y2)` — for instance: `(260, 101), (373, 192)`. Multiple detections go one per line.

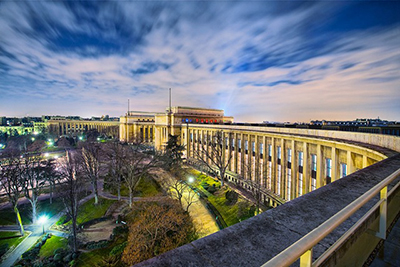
(261, 168), (400, 267)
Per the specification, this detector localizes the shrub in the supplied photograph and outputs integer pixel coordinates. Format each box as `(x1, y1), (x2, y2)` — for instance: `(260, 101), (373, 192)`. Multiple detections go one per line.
(53, 248), (65, 255)
(54, 253), (63, 261)
(109, 241), (127, 256)
(225, 190), (239, 205)
(112, 225), (128, 237)
(207, 184), (217, 194)
(85, 240), (110, 250)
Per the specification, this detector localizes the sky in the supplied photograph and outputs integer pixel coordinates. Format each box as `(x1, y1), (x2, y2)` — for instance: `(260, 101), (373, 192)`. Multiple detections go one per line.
(0, 1), (399, 122)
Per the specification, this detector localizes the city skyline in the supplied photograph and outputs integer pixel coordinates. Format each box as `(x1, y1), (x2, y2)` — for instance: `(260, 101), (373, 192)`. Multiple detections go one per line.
(0, 1), (399, 122)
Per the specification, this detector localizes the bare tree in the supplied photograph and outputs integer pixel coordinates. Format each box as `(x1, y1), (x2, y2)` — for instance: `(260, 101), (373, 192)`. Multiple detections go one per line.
(58, 151), (84, 253)
(81, 142), (101, 204)
(239, 163), (263, 215)
(122, 137), (161, 207)
(162, 174), (198, 213)
(21, 155), (55, 223)
(193, 130), (233, 187)
(0, 156), (25, 235)
(106, 141), (125, 201)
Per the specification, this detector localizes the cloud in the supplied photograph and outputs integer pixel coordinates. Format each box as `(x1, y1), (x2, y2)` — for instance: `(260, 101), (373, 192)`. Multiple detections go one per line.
(0, 1), (399, 121)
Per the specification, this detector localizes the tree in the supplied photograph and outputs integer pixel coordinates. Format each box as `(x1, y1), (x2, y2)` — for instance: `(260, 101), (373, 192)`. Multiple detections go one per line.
(58, 151), (84, 253)
(162, 174), (198, 212)
(0, 156), (25, 235)
(80, 142), (101, 204)
(240, 162), (263, 215)
(122, 140), (160, 207)
(21, 155), (55, 223)
(193, 130), (233, 187)
(106, 141), (125, 201)
(164, 134), (185, 172)
(122, 200), (197, 265)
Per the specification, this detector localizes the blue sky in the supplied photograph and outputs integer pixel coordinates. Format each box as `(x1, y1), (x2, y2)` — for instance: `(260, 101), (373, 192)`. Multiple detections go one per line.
(0, 1), (399, 122)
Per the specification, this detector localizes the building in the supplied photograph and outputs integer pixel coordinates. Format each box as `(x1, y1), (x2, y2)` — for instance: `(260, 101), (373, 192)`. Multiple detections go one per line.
(122, 106), (400, 267)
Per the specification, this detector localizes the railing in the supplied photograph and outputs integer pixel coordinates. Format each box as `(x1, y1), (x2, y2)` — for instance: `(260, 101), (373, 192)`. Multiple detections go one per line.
(261, 168), (400, 267)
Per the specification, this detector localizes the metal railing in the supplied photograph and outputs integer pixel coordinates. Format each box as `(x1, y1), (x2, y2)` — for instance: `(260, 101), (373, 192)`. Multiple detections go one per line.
(261, 168), (400, 267)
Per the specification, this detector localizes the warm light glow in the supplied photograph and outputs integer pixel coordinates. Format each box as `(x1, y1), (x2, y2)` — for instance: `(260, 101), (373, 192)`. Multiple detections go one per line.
(188, 177), (195, 183)
(44, 153), (49, 157)
(79, 136), (83, 140)
(33, 132), (39, 135)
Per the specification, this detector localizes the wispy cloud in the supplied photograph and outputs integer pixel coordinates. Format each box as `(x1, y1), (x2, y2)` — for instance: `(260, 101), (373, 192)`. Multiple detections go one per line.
(0, 1), (399, 121)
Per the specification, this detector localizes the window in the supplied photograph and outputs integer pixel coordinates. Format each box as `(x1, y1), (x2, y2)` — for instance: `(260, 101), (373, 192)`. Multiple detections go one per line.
(299, 173), (303, 196)
(190, 133), (193, 141)
(245, 140), (248, 154)
(311, 154), (317, 191)
(238, 139), (242, 153)
(340, 163), (347, 178)
(260, 143), (264, 158)
(287, 171), (291, 200)
(299, 151), (304, 167)
(252, 142), (255, 157)
(225, 137), (229, 149)
(326, 158), (332, 184)
(288, 149), (292, 163)
(277, 146), (281, 159)
(268, 144), (272, 161)
(277, 165), (281, 195)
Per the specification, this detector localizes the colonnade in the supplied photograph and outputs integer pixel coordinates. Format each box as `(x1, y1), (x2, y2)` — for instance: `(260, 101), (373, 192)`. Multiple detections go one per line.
(49, 120), (119, 137)
(120, 122), (155, 143)
(183, 126), (387, 206)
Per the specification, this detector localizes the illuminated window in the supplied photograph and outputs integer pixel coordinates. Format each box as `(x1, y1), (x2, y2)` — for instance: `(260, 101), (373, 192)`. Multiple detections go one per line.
(245, 140), (248, 154)
(311, 154), (317, 191)
(340, 163), (347, 178)
(299, 173), (303, 196)
(326, 158), (332, 184)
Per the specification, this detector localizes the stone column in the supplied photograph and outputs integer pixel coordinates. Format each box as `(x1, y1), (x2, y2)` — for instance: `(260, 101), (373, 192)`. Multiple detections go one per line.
(255, 135), (260, 186)
(271, 137), (276, 193)
(291, 140), (296, 200)
(234, 132), (239, 174)
(316, 144), (323, 189)
(362, 155), (368, 169)
(347, 151), (354, 175)
(247, 134), (252, 181)
(303, 142), (309, 194)
(263, 136), (267, 188)
(331, 147), (338, 182)
(240, 133), (245, 177)
(280, 138), (286, 197)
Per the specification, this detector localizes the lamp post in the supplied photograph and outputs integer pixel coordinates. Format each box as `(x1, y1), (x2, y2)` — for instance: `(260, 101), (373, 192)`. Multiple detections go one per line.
(38, 215), (48, 234)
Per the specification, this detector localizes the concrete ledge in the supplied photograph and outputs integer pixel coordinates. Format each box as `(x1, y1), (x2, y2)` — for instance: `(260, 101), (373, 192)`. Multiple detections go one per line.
(134, 154), (400, 267)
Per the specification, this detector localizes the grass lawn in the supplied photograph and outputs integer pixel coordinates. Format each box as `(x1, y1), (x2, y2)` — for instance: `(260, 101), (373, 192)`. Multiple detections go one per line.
(189, 169), (255, 226)
(39, 235), (68, 258)
(0, 231), (29, 257)
(0, 198), (65, 226)
(109, 175), (162, 198)
(71, 197), (116, 225)
(76, 236), (126, 267)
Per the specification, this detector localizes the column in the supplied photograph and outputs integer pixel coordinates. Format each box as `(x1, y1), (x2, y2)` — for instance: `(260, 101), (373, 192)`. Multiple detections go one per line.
(255, 135), (260, 186)
(362, 155), (368, 168)
(291, 140), (296, 200)
(303, 142), (309, 194)
(247, 134), (252, 180)
(271, 137), (276, 193)
(240, 133), (245, 177)
(234, 132), (239, 174)
(316, 144), (323, 189)
(263, 136), (267, 188)
(347, 151), (354, 175)
(280, 138), (286, 197)
(331, 147), (338, 182)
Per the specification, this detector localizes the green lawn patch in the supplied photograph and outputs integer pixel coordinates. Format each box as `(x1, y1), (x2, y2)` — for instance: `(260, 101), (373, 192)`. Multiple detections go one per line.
(39, 235), (68, 258)
(188, 169), (255, 227)
(0, 198), (64, 226)
(76, 235), (127, 267)
(74, 198), (116, 225)
(107, 175), (162, 198)
(0, 231), (29, 257)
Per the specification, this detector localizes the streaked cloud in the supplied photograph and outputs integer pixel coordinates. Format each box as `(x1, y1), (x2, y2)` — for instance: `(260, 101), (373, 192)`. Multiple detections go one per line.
(0, 1), (399, 121)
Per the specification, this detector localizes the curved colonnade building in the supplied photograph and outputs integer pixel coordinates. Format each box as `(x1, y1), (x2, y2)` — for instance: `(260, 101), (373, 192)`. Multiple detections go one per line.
(119, 106), (396, 205)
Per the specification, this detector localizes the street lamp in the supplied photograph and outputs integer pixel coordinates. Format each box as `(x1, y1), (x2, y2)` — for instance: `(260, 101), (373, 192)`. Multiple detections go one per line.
(188, 176), (195, 183)
(38, 215), (48, 234)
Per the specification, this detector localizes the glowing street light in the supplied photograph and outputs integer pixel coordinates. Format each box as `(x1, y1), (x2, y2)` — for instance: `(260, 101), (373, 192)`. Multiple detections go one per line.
(188, 176), (195, 183)
(44, 153), (49, 157)
(33, 131), (39, 135)
(31, 137), (35, 141)
(79, 136), (83, 141)
(38, 215), (48, 234)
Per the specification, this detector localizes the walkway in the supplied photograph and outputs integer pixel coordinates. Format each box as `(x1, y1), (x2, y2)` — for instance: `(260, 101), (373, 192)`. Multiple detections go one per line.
(152, 169), (219, 237)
